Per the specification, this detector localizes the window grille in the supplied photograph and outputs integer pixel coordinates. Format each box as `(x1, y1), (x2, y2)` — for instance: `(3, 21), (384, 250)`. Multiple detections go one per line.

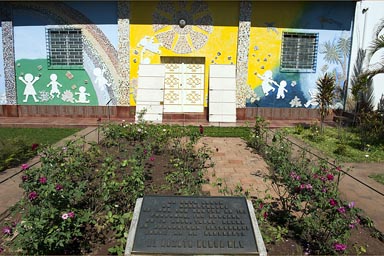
(46, 28), (83, 68)
(280, 32), (318, 72)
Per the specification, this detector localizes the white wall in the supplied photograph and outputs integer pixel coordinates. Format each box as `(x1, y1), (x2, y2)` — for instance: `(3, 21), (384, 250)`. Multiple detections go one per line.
(349, 0), (384, 110)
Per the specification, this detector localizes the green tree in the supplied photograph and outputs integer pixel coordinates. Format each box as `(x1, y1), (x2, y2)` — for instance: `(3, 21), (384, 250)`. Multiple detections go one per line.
(316, 73), (336, 133)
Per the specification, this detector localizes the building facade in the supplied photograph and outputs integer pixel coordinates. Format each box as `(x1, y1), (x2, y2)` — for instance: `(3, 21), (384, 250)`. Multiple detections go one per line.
(0, 1), (357, 122)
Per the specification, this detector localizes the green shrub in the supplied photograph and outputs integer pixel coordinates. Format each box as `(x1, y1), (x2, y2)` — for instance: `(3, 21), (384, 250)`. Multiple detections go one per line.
(247, 119), (361, 254)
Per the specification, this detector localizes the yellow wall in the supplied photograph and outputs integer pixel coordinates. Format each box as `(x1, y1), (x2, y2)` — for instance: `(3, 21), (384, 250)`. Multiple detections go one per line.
(129, 1), (239, 106)
(248, 2), (304, 90)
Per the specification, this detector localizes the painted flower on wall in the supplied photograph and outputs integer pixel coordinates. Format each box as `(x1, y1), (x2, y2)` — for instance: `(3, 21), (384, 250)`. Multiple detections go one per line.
(153, 1), (213, 54)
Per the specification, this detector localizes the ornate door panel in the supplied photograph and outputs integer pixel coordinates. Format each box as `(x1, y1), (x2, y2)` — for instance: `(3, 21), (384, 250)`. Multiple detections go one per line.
(163, 62), (205, 113)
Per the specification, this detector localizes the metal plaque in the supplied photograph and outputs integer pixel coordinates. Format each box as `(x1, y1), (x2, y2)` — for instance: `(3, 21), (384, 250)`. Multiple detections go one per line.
(132, 196), (258, 255)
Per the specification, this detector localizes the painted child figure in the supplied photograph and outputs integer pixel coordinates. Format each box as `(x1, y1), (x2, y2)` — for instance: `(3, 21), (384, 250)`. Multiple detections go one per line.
(257, 70), (278, 96)
(75, 86), (90, 103)
(46, 74), (63, 98)
(93, 67), (111, 90)
(304, 89), (319, 108)
(276, 80), (288, 99)
(18, 73), (39, 102)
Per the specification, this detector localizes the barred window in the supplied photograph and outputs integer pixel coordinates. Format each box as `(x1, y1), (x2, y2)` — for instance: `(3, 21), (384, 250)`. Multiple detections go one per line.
(46, 28), (83, 68)
(281, 32), (318, 72)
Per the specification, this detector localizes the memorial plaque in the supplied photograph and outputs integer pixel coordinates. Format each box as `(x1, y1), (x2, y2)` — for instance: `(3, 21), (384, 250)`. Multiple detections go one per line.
(132, 195), (258, 255)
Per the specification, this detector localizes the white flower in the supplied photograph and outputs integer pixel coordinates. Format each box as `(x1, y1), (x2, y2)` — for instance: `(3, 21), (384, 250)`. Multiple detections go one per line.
(289, 96), (302, 108)
(163, 129), (166, 132)
(365, 154), (369, 158)
(62, 213), (69, 220)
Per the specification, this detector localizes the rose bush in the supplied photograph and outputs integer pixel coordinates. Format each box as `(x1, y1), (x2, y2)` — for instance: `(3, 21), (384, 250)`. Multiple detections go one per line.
(247, 117), (361, 254)
(3, 119), (211, 255)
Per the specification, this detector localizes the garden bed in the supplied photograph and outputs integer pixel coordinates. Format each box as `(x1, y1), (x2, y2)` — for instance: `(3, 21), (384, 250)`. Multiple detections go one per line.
(1, 121), (383, 255)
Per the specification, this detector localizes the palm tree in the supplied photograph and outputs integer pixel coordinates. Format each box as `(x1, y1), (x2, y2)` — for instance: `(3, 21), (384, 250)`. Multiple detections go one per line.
(320, 37), (351, 106)
(350, 49), (375, 115)
(351, 32), (384, 115)
(316, 73), (336, 133)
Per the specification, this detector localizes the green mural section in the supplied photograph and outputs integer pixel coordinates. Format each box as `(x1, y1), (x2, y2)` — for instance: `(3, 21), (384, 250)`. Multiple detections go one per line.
(16, 59), (98, 106)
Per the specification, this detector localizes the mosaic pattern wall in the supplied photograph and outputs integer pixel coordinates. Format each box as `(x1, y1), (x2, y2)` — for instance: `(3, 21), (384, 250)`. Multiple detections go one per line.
(0, 23), (6, 104)
(246, 1), (355, 109)
(117, 1), (131, 106)
(236, 1), (256, 108)
(1, 20), (16, 105)
(8, 1), (119, 106)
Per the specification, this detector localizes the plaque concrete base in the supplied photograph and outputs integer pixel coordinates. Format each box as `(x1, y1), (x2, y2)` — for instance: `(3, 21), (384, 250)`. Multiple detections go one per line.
(125, 196), (267, 256)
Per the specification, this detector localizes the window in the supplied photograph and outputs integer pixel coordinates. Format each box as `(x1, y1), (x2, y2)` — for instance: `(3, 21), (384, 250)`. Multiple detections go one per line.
(281, 32), (318, 72)
(46, 28), (83, 68)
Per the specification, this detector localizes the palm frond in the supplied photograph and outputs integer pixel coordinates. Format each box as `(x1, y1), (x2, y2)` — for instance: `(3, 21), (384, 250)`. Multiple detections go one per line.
(350, 49), (366, 100)
(369, 35), (384, 56)
(320, 41), (340, 64)
(373, 18), (384, 39)
(337, 37), (352, 57)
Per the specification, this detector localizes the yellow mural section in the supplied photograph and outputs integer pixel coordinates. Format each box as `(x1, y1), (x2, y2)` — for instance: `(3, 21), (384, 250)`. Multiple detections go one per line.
(129, 1), (239, 106)
(248, 2), (304, 90)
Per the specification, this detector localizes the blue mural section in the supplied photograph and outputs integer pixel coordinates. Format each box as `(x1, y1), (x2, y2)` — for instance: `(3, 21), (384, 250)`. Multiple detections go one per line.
(247, 1), (355, 109)
(12, 1), (118, 106)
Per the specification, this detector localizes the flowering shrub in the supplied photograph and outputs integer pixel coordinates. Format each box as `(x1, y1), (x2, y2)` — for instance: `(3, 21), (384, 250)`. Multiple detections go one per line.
(247, 119), (361, 254)
(6, 120), (212, 255)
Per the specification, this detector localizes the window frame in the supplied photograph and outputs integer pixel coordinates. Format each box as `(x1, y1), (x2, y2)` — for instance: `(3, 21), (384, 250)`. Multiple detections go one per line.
(280, 32), (319, 73)
(46, 28), (84, 69)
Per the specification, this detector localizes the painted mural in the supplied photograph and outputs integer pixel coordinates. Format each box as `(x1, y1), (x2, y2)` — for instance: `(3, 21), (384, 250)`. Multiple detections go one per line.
(10, 1), (118, 106)
(246, 1), (355, 109)
(0, 25), (5, 104)
(1, 1), (356, 111)
(129, 1), (239, 107)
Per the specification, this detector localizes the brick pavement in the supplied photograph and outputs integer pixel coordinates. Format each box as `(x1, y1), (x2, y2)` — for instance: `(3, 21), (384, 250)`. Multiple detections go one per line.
(199, 137), (274, 199)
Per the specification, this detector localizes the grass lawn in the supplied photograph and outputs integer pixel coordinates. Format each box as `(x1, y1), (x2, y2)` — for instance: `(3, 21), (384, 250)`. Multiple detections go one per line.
(0, 127), (81, 171)
(0, 127), (81, 146)
(283, 126), (384, 163)
(369, 174), (384, 185)
(199, 126), (250, 138)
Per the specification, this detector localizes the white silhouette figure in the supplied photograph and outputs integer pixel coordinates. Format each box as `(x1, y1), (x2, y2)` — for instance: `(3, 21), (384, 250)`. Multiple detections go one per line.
(19, 73), (39, 102)
(93, 68), (111, 90)
(46, 74), (63, 98)
(304, 89), (319, 108)
(257, 70), (278, 96)
(137, 36), (162, 64)
(276, 80), (288, 99)
(75, 86), (90, 103)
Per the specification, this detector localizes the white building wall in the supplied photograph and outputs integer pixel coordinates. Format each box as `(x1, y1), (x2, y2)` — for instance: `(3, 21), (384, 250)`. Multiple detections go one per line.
(349, 0), (384, 110)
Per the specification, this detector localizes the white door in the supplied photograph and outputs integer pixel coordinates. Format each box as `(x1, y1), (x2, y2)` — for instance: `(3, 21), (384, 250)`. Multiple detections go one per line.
(135, 64), (165, 123)
(209, 65), (237, 122)
(163, 61), (205, 113)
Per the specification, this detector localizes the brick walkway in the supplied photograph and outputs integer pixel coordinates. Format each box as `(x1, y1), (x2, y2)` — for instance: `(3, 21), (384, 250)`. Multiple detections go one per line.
(199, 137), (273, 199)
